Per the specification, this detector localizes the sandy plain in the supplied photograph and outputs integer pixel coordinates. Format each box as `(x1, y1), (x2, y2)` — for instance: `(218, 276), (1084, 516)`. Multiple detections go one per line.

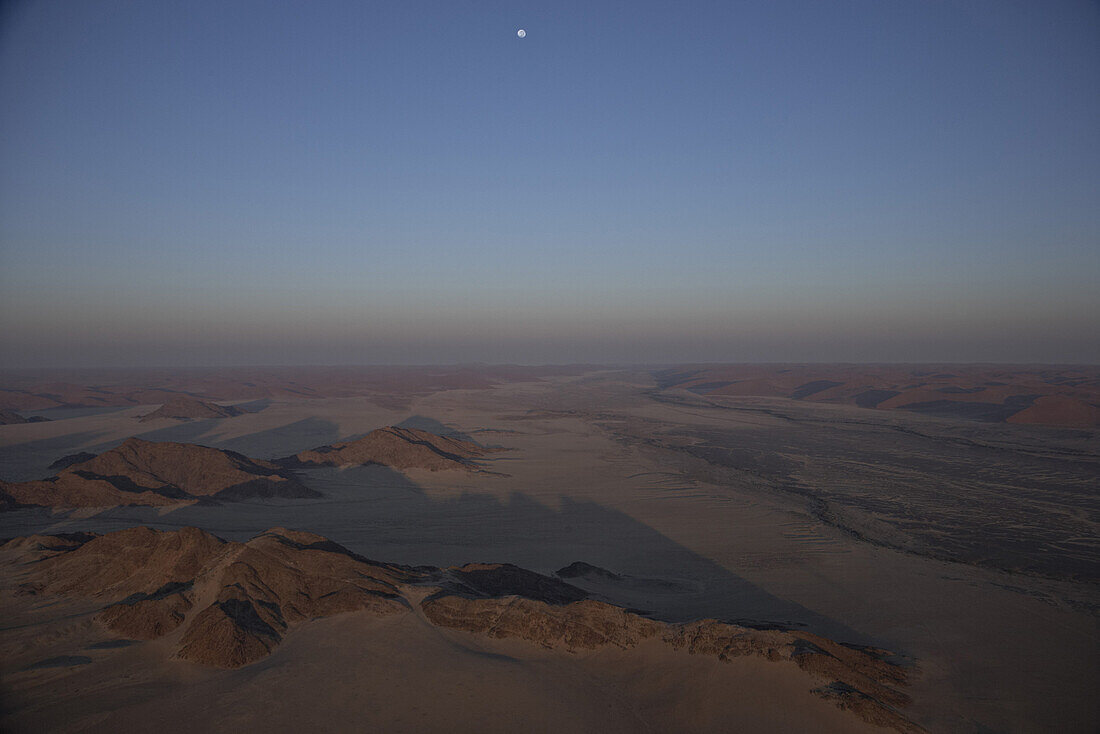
(1, 369), (1097, 732)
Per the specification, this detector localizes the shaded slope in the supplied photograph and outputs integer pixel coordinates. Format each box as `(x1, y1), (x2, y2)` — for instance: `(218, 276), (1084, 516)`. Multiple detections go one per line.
(283, 426), (505, 472)
(139, 396), (244, 423)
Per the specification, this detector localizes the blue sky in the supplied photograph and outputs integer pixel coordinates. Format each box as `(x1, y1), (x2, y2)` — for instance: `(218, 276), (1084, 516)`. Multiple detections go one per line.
(1, 0), (1098, 366)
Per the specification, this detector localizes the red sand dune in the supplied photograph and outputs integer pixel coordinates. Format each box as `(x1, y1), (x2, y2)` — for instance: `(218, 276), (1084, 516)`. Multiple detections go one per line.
(0, 365), (595, 412)
(658, 364), (1100, 427)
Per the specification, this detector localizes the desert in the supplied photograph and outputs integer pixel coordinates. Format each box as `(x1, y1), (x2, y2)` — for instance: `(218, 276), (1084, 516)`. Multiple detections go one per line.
(0, 365), (1097, 732)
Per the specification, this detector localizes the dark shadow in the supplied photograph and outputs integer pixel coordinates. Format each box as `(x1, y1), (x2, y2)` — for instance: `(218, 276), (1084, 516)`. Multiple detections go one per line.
(86, 639), (138, 649)
(0, 430), (112, 482)
(0, 418), (346, 484)
(62, 419), (232, 462)
(230, 399), (272, 414)
(852, 389), (899, 408)
(898, 396), (1038, 423)
(21, 655), (92, 671)
(131, 419), (227, 445)
(20, 406), (131, 421)
(212, 418), (344, 459)
(3, 463), (886, 649)
(395, 415), (475, 443)
(790, 380), (844, 399)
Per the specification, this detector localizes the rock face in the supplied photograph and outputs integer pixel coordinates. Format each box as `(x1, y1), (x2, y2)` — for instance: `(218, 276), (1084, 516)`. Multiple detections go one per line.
(283, 426), (505, 472)
(97, 582), (195, 639)
(6, 527), (412, 669)
(664, 621), (916, 732)
(173, 529), (412, 667)
(0, 409), (49, 425)
(0, 527), (923, 732)
(139, 396), (244, 423)
(0, 438), (319, 510)
(421, 592), (921, 733)
(421, 595), (664, 650)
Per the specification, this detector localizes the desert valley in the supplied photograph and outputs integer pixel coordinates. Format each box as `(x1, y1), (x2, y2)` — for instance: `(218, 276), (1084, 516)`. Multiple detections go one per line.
(0, 364), (1096, 733)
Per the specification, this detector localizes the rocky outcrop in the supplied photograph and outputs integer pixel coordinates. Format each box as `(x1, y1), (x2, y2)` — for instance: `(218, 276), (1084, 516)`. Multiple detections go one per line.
(423, 593), (921, 732)
(0, 531), (97, 561)
(556, 561), (624, 581)
(0, 409), (49, 425)
(5, 527), (411, 669)
(1, 527), (922, 732)
(0, 438), (319, 510)
(283, 426), (506, 472)
(97, 581), (195, 639)
(15, 526), (228, 599)
(0, 489), (22, 511)
(175, 597), (282, 668)
(139, 396), (244, 423)
(665, 621), (917, 731)
(422, 595), (664, 650)
(175, 529), (412, 667)
(446, 563), (588, 604)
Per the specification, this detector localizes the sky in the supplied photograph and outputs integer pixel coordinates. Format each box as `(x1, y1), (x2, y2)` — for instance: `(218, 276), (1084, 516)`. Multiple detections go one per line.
(1, 0), (1098, 367)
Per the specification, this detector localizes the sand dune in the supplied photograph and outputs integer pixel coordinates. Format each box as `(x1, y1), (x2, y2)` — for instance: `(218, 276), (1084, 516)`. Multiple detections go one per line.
(657, 364), (1100, 427)
(0, 365), (594, 412)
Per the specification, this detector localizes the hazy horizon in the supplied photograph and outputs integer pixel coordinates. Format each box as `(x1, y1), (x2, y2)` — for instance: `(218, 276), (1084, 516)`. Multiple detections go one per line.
(2, 0), (1098, 369)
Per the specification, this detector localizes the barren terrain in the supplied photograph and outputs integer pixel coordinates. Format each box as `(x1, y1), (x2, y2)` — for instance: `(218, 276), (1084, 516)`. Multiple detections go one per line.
(1, 366), (1097, 732)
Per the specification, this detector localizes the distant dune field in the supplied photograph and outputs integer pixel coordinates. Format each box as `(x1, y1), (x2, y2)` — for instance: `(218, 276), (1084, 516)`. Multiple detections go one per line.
(655, 364), (1100, 427)
(0, 366), (1097, 733)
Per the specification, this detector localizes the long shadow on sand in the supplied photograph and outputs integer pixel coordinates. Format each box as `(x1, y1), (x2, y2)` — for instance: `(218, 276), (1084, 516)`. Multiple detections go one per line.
(0, 420), (240, 483)
(0, 460), (884, 649)
(0, 430), (113, 482)
(0, 410), (496, 484)
(0, 416), (345, 486)
(211, 418), (345, 458)
(130, 419), (229, 445)
(0, 418), (899, 649)
(394, 415), (476, 442)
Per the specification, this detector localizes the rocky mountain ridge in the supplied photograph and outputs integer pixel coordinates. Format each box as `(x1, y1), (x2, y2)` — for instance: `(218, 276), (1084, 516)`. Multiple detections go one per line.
(1, 526), (922, 732)
(139, 396), (245, 422)
(0, 438), (317, 509)
(282, 426), (507, 473)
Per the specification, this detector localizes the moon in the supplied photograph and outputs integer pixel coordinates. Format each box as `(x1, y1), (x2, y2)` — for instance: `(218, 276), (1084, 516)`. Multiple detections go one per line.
(517, 29), (526, 38)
